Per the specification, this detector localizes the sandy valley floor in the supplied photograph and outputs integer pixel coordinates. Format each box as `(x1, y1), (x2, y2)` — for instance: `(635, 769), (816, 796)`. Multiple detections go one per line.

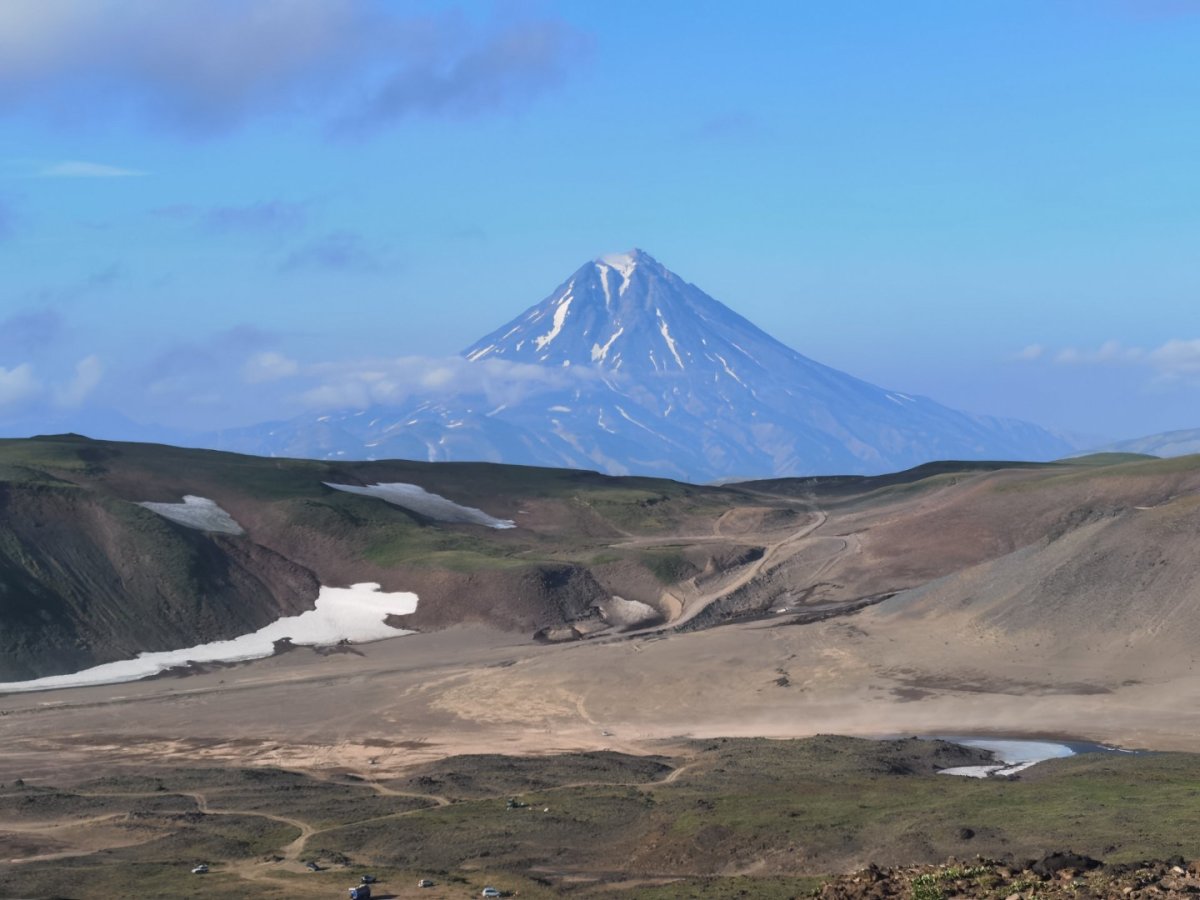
(5, 596), (1200, 791)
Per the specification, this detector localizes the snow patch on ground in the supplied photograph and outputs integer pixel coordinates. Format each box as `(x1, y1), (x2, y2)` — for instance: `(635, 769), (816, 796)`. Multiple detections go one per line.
(0, 583), (418, 694)
(939, 739), (1075, 778)
(138, 496), (244, 535)
(324, 482), (516, 529)
(597, 595), (659, 628)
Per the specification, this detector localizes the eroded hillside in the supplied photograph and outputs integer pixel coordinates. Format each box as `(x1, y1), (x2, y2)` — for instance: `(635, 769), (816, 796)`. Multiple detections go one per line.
(2, 435), (1198, 688)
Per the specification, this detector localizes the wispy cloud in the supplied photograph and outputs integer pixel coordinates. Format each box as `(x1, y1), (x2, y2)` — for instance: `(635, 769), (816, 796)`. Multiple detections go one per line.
(1014, 344), (1046, 361)
(0, 355), (102, 411)
(156, 199), (307, 234)
(1147, 339), (1200, 377)
(26, 264), (124, 305)
(243, 350), (300, 383)
(333, 16), (591, 135)
(0, 308), (64, 354)
(141, 325), (279, 389)
(0, 363), (40, 408)
(292, 355), (605, 410)
(53, 355), (104, 407)
(1054, 340), (1145, 366)
(1021, 338), (1200, 382)
(280, 230), (389, 273)
(38, 160), (145, 178)
(0, 1), (590, 136)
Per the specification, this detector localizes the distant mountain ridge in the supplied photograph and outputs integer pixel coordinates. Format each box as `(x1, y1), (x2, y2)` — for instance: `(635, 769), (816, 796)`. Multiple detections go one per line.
(1093, 427), (1200, 459)
(217, 249), (1071, 479)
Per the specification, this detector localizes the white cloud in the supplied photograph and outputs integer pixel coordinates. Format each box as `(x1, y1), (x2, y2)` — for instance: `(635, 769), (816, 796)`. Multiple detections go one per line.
(38, 160), (144, 178)
(243, 351), (300, 383)
(297, 355), (605, 410)
(0, 363), (41, 408)
(1054, 340), (1144, 365)
(1024, 338), (1200, 383)
(1147, 339), (1200, 378)
(54, 355), (104, 407)
(0, 0), (589, 135)
(1014, 344), (1045, 361)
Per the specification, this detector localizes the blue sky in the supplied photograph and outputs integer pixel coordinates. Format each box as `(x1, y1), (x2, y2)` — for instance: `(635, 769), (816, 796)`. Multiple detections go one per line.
(1, 0), (1198, 442)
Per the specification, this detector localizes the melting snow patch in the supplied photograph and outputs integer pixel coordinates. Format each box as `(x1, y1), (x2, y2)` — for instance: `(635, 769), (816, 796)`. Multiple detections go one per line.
(0, 583), (418, 694)
(598, 265), (613, 308)
(712, 352), (745, 386)
(938, 739), (1075, 778)
(324, 482), (516, 529)
(466, 344), (494, 361)
(138, 496), (244, 535)
(656, 309), (685, 369)
(534, 291), (573, 350)
(597, 252), (637, 295)
(597, 595), (659, 628)
(591, 326), (624, 362)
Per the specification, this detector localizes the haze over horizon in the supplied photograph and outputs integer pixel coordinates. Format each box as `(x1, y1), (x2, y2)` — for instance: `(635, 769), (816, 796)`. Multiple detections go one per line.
(2, 0), (1199, 449)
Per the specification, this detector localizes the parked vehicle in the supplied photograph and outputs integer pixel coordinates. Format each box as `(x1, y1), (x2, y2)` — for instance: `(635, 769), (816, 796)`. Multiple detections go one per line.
(417, 879), (435, 888)
(360, 874), (376, 884)
(191, 864), (208, 874)
(348, 885), (371, 900)
(481, 888), (502, 898)
(305, 860), (321, 871)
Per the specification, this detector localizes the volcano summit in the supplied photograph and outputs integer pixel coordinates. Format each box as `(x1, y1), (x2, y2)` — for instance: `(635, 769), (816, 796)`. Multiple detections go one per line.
(223, 250), (1069, 479)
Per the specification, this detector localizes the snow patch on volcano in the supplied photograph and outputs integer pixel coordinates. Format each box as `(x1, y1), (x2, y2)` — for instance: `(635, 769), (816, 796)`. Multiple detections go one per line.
(535, 292), (573, 351)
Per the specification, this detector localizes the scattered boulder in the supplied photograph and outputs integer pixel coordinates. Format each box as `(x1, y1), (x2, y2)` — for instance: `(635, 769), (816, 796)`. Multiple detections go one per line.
(1031, 851), (1102, 878)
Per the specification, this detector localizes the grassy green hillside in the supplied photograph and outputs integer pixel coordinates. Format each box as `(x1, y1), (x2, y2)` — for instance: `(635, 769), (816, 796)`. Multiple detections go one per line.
(3, 434), (1198, 682)
(4, 737), (1200, 899)
(0, 435), (742, 679)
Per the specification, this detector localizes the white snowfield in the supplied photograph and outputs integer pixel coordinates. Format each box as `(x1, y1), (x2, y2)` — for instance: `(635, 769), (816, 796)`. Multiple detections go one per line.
(535, 290), (574, 352)
(938, 738), (1075, 778)
(0, 583), (418, 694)
(324, 482), (516, 529)
(597, 595), (659, 628)
(138, 495), (244, 535)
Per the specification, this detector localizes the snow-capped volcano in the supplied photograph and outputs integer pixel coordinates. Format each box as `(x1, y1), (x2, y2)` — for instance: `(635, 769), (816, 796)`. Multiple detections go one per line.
(218, 250), (1070, 479)
(465, 249), (772, 379)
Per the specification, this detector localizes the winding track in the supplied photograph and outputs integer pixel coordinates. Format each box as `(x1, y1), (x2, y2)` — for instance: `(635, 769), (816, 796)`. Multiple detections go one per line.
(6, 759), (701, 884)
(610, 497), (834, 633)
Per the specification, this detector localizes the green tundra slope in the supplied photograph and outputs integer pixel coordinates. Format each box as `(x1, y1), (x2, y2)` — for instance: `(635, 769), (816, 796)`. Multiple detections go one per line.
(0, 434), (736, 680)
(3, 434), (1199, 686)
